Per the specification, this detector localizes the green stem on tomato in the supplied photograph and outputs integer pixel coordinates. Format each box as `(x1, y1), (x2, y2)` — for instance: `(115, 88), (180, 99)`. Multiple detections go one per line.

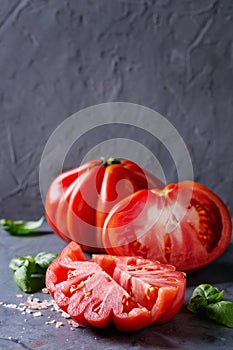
(100, 157), (121, 167)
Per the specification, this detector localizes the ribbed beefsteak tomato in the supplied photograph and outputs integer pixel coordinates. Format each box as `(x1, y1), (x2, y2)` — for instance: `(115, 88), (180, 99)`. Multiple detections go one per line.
(46, 242), (186, 331)
(102, 181), (232, 272)
(45, 158), (163, 252)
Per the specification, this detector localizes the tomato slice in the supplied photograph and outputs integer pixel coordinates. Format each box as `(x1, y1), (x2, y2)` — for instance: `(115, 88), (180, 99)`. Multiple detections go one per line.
(102, 181), (232, 272)
(92, 255), (186, 323)
(46, 242), (186, 331)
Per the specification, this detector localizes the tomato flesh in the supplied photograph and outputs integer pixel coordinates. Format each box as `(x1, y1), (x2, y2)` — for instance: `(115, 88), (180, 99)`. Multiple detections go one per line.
(102, 181), (232, 272)
(46, 242), (186, 331)
(93, 255), (186, 323)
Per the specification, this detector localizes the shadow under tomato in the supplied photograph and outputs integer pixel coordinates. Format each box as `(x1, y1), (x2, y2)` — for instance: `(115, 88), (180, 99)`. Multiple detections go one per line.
(87, 322), (181, 349)
(186, 242), (233, 286)
(84, 303), (233, 349)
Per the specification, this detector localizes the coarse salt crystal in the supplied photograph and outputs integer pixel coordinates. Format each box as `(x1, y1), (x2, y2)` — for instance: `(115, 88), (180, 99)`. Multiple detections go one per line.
(18, 306), (26, 312)
(45, 320), (56, 325)
(33, 311), (42, 317)
(68, 319), (79, 328)
(5, 303), (17, 309)
(61, 311), (70, 319)
(55, 321), (64, 328)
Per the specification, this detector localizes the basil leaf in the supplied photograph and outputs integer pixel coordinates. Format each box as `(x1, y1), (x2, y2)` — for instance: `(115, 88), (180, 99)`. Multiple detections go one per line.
(9, 256), (34, 271)
(187, 295), (208, 313)
(192, 284), (224, 303)
(13, 259), (45, 293)
(0, 216), (44, 235)
(205, 301), (233, 328)
(187, 284), (233, 328)
(9, 251), (57, 293)
(35, 252), (58, 270)
(187, 284), (224, 313)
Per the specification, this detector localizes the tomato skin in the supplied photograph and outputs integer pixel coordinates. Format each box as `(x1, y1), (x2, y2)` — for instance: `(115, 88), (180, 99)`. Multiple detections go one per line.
(46, 242), (186, 332)
(102, 181), (232, 272)
(45, 158), (164, 252)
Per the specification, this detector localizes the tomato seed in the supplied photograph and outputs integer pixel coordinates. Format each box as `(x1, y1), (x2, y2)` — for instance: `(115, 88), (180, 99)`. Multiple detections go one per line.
(85, 290), (92, 297)
(70, 282), (86, 293)
(93, 305), (102, 313)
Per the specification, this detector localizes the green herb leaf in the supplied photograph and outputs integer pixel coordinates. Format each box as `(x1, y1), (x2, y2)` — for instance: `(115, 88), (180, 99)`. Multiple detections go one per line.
(187, 284), (224, 313)
(187, 284), (233, 328)
(9, 252), (57, 293)
(35, 252), (58, 270)
(13, 259), (45, 293)
(206, 301), (233, 328)
(0, 217), (44, 235)
(9, 256), (34, 271)
(191, 284), (224, 302)
(187, 295), (208, 314)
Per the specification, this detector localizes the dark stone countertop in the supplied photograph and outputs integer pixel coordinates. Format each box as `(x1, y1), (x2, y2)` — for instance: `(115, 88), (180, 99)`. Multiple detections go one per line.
(0, 223), (233, 350)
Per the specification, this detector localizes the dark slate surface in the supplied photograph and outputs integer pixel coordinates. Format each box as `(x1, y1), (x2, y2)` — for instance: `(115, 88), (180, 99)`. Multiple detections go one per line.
(0, 0), (233, 219)
(0, 223), (233, 350)
(0, 1), (233, 348)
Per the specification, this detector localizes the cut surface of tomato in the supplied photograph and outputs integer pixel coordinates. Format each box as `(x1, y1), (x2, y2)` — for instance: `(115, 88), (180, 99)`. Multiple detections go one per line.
(46, 242), (186, 332)
(92, 254), (186, 323)
(102, 181), (232, 272)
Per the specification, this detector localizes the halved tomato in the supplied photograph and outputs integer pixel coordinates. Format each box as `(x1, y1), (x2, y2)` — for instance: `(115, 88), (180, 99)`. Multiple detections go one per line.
(102, 181), (232, 272)
(46, 242), (186, 331)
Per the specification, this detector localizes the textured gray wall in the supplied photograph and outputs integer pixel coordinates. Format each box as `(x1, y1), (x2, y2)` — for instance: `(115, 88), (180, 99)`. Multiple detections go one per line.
(0, 0), (233, 220)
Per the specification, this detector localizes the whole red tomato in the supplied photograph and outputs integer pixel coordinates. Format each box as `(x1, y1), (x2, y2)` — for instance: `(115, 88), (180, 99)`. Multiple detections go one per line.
(45, 158), (164, 252)
(46, 241), (186, 331)
(102, 181), (232, 272)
